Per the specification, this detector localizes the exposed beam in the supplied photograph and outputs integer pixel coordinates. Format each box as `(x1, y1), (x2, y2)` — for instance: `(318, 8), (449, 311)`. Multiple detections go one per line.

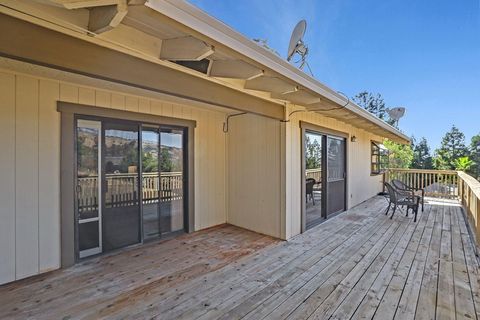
(88, 0), (127, 34)
(271, 89), (320, 106)
(244, 76), (296, 94)
(52, 0), (118, 9)
(209, 60), (263, 80)
(0, 14), (284, 120)
(52, 0), (144, 9)
(160, 36), (214, 61)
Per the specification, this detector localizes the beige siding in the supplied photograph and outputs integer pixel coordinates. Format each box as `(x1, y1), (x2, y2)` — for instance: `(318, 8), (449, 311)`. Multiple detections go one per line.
(0, 68), (227, 284)
(0, 72), (16, 284)
(227, 114), (282, 238)
(285, 109), (384, 239)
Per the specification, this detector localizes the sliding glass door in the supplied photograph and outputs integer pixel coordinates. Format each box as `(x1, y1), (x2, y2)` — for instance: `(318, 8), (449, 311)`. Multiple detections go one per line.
(304, 131), (323, 229)
(141, 126), (161, 240)
(75, 118), (187, 259)
(102, 122), (141, 251)
(159, 128), (185, 235)
(76, 120), (102, 258)
(326, 136), (346, 216)
(303, 129), (346, 230)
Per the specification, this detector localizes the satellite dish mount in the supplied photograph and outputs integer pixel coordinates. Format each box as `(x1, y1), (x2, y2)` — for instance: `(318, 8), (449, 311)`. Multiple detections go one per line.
(287, 20), (309, 70)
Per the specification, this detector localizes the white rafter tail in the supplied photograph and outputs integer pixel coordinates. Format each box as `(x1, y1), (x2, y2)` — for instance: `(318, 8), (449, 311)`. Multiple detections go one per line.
(160, 36), (214, 61)
(244, 76), (296, 94)
(209, 60), (263, 80)
(88, 0), (128, 34)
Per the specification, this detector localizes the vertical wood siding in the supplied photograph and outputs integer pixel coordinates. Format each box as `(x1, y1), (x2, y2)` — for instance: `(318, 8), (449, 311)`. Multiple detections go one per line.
(0, 70), (227, 284)
(227, 114), (282, 238)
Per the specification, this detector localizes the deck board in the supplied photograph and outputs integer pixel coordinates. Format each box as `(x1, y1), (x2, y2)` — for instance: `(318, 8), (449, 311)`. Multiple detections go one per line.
(0, 196), (478, 320)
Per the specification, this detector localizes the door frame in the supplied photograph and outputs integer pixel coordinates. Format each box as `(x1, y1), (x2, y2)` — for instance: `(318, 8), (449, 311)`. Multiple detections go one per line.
(300, 121), (349, 233)
(59, 102), (196, 267)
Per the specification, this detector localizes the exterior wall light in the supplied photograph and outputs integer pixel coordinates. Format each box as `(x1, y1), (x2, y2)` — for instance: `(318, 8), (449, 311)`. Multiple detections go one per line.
(351, 135), (357, 142)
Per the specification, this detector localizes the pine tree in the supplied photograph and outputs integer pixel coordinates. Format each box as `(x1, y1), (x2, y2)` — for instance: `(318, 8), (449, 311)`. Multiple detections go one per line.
(352, 91), (396, 126)
(411, 137), (433, 169)
(434, 125), (468, 170)
(469, 134), (480, 178)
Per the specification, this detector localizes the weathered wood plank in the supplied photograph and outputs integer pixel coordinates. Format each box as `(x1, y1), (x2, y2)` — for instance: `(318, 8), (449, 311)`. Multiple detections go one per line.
(414, 201), (443, 320)
(372, 199), (433, 319)
(0, 197), (476, 320)
(437, 205), (456, 320)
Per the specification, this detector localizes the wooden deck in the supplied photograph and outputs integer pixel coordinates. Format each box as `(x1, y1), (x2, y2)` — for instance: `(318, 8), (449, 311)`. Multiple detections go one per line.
(1, 197), (479, 320)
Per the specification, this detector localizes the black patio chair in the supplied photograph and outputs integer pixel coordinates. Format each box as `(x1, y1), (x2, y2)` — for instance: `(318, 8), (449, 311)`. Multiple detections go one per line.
(306, 178), (316, 205)
(391, 179), (425, 212)
(384, 182), (420, 222)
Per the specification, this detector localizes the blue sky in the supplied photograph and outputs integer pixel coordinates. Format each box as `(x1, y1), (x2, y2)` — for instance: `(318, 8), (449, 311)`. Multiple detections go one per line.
(189, 0), (480, 150)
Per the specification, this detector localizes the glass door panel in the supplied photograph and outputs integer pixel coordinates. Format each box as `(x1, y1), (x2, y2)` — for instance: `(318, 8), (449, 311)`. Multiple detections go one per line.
(76, 120), (102, 258)
(103, 122), (141, 251)
(326, 136), (346, 216)
(304, 131), (324, 229)
(141, 126), (161, 240)
(160, 128), (184, 235)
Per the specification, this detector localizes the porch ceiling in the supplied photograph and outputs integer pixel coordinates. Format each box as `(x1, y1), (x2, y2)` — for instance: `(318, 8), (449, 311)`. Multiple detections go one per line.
(0, 0), (409, 143)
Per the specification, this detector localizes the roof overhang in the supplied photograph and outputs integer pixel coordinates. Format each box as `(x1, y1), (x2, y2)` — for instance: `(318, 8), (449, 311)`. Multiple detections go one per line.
(0, 0), (410, 144)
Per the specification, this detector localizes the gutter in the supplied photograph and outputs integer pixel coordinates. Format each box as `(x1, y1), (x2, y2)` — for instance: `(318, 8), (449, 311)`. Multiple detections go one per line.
(147, 0), (410, 143)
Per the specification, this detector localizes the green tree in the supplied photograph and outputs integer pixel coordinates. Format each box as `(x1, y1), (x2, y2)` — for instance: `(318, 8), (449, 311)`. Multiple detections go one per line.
(454, 156), (474, 171)
(142, 151), (158, 172)
(305, 135), (322, 169)
(384, 139), (413, 168)
(470, 134), (480, 178)
(434, 125), (468, 170)
(411, 137), (433, 169)
(352, 91), (396, 126)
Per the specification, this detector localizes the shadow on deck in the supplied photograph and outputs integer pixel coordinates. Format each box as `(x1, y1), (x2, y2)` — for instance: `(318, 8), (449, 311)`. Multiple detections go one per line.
(1, 196), (479, 319)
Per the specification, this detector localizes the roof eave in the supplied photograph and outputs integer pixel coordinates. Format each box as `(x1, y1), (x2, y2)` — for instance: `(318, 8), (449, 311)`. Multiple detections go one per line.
(147, 0), (410, 144)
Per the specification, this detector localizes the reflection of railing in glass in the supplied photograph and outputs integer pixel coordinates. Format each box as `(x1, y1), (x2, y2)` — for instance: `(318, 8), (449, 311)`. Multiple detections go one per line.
(305, 168), (322, 182)
(77, 172), (183, 212)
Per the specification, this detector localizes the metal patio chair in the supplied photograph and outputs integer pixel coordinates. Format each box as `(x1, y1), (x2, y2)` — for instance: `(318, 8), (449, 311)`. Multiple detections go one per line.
(384, 182), (420, 222)
(306, 178), (316, 205)
(391, 179), (425, 212)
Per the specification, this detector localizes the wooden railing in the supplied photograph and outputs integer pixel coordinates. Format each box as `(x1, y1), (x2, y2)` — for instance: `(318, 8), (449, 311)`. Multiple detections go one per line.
(385, 169), (459, 199)
(386, 168), (480, 247)
(77, 172), (183, 213)
(458, 171), (480, 246)
(306, 168), (322, 183)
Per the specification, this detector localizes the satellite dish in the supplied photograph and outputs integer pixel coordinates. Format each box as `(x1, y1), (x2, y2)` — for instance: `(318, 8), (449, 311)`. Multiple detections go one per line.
(287, 20), (309, 69)
(386, 107), (406, 126)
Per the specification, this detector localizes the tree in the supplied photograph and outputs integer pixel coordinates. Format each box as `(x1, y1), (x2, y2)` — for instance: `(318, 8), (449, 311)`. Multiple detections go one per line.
(411, 137), (433, 169)
(454, 156), (474, 171)
(352, 91), (396, 126)
(434, 125), (468, 170)
(383, 139), (413, 168)
(470, 134), (480, 178)
(305, 135), (322, 169)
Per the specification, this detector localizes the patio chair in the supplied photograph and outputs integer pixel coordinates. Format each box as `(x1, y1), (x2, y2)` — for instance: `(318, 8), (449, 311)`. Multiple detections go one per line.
(306, 178), (316, 205)
(391, 179), (425, 212)
(384, 182), (420, 222)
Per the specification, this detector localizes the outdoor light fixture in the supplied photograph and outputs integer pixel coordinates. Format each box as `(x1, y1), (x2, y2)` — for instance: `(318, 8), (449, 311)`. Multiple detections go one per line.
(351, 135), (357, 142)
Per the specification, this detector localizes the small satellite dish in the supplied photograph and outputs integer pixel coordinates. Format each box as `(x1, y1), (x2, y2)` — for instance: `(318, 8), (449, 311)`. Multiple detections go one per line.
(287, 20), (308, 69)
(386, 107), (406, 126)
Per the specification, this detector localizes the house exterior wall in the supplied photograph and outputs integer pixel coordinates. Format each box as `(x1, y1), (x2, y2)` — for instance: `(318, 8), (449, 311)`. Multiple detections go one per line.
(226, 114), (282, 238)
(284, 108), (385, 239)
(0, 69), (227, 284)
(0, 63), (389, 285)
